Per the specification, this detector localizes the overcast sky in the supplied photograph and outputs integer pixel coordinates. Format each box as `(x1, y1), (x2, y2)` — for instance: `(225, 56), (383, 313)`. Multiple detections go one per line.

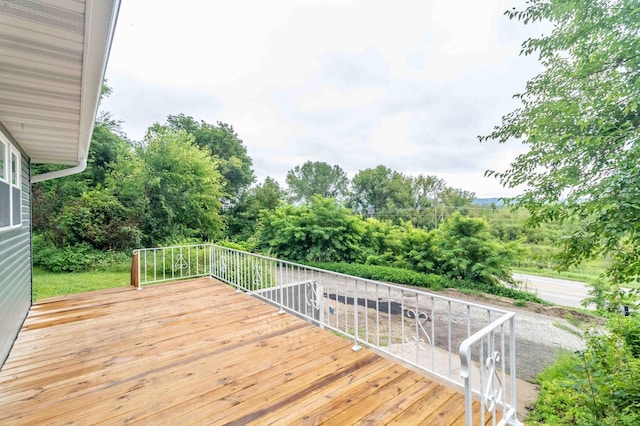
(101, 0), (542, 198)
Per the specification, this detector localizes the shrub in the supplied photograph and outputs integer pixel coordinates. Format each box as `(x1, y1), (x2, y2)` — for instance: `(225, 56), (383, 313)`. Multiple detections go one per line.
(306, 261), (447, 290)
(305, 261), (544, 302)
(33, 234), (129, 273)
(53, 189), (142, 251)
(258, 196), (366, 263)
(529, 316), (640, 425)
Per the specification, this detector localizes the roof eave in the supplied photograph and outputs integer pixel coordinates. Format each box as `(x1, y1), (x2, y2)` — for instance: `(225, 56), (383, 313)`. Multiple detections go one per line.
(31, 0), (121, 182)
(77, 0), (121, 165)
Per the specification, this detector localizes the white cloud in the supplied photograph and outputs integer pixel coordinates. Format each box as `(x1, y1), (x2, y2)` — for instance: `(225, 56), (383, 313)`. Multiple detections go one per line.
(298, 88), (386, 111)
(369, 112), (420, 158)
(103, 0), (540, 197)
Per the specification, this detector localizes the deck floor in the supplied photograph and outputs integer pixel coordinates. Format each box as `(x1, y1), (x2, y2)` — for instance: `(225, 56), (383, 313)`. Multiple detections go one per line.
(0, 278), (489, 425)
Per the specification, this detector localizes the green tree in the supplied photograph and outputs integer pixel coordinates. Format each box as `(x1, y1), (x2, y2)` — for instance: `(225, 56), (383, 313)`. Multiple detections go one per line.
(481, 0), (640, 290)
(258, 195), (365, 262)
(285, 161), (349, 204)
(225, 177), (285, 241)
(53, 189), (141, 250)
(360, 218), (406, 267)
(401, 225), (438, 273)
(434, 213), (518, 286)
(406, 174), (445, 228)
(350, 165), (412, 222)
(32, 112), (129, 235)
(165, 114), (255, 200)
(137, 127), (225, 245)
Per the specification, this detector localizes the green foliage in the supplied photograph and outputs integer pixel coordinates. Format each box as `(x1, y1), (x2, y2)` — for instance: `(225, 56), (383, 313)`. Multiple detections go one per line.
(258, 195), (366, 263)
(225, 177), (285, 241)
(306, 261), (447, 289)
(434, 213), (520, 286)
(286, 161), (349, 204)
(215, 239), (258, 253)
(136, 127), (226, 245)
(481, 0), (640, 289)
(401, 225), (438, 273)
(32, 118), (129, 235)
(529, 316), (640, 425)
(258, 199), (518, 289)
(33, 235), (129, 273)
(165, 114), (255, 199)
(350, 165), (412, 221)
(308, 261), (544, 302)
(360, 218), (406, 267)
(53, 189), (141, 250)
(86, 120), (130, 185)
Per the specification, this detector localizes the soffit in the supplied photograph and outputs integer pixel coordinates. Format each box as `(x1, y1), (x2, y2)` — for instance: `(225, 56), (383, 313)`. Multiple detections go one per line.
(0, 0), (119, 165)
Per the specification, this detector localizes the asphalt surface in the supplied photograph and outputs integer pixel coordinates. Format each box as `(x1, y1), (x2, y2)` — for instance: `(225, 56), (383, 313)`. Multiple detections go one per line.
(513, 273), (590, 308)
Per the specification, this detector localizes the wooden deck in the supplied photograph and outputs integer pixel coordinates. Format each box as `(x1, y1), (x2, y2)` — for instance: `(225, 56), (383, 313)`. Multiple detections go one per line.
(0, 278), (491, 425)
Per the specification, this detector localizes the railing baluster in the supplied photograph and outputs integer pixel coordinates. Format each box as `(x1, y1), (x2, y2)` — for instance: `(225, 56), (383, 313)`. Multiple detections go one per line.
(431, 297), (435, 372)
(448, 300), (452, 380)
(375, 283), (380, 347)
(352, 279), (361, 351)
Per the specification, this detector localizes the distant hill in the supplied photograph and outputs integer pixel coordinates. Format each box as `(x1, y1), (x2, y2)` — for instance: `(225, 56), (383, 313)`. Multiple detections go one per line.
(472, 197), (505, 206)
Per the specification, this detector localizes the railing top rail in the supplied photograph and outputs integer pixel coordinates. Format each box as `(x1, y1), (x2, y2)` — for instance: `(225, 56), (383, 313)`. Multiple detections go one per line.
(458, 311), (516, 379)
(136, 244), (209, 252)
(210, 244), (512, 315)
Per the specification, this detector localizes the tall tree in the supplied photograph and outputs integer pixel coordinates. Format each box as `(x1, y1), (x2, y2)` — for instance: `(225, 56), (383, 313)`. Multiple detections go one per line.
(225, 177), (285, 240)
(481, 0), (640, 288)
(136, 127), (225, 245)
(407, 174), (446, 228)
(285, 161), (349, 204)
(165, 114), (255, 200)
(350, 165), (412, 220)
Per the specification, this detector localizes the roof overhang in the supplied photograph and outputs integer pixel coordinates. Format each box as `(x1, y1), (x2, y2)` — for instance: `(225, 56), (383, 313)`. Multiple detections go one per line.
(0, 0), (120, 170)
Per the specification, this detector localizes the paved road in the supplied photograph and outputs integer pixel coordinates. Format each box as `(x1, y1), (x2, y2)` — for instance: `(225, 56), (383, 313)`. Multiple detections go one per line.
(513, 273), (590, 308)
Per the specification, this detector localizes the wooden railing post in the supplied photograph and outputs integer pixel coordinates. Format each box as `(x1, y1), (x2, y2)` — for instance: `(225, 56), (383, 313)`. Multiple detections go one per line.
(131, 250), (140, 289)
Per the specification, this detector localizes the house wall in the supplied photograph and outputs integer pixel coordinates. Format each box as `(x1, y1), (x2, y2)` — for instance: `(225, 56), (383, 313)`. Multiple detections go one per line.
(0, 131), (31, 369)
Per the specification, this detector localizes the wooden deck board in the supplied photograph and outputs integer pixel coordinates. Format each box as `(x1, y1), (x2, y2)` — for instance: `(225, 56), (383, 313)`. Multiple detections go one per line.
(0, 278), (492, 425)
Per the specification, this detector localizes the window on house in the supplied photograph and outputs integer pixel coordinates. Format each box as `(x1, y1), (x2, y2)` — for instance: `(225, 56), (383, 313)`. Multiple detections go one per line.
(11, 151), (18, 185)
(0, 136), (21, 230)
(0, 140), (5, 181)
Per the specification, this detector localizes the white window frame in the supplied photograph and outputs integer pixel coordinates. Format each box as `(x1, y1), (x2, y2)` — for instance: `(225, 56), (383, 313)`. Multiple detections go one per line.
(0, 138), (6, 183)
(0, 132), (22, 231)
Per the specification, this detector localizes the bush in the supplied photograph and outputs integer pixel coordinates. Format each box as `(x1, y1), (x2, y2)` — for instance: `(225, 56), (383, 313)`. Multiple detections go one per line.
(53, 189), (142, 251)
(529, 316), (640, 425)
(305, 261), (544, 302)
(215, 239), (258, 252)
(258, 196), (366, 263)
(306, 261), (447, 290)
(33, 234), (129, 273)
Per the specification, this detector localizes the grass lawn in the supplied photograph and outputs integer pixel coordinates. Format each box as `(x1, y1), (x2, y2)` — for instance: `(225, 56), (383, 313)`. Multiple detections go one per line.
(513, 266), (640, 289)
(33, 267), (130, 302)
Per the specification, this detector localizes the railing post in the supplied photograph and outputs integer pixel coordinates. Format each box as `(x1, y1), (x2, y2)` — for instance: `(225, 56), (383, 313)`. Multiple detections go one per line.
(130, 250), (141, 290)
(278, 261), (285, 314)
(459, 344), (473, 426)
(209, 244), (213, 278)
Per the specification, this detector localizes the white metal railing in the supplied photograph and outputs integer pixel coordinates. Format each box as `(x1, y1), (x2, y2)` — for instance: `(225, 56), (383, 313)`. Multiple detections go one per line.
(134, 244), (212, 288)
(134, 244), (521, 425)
